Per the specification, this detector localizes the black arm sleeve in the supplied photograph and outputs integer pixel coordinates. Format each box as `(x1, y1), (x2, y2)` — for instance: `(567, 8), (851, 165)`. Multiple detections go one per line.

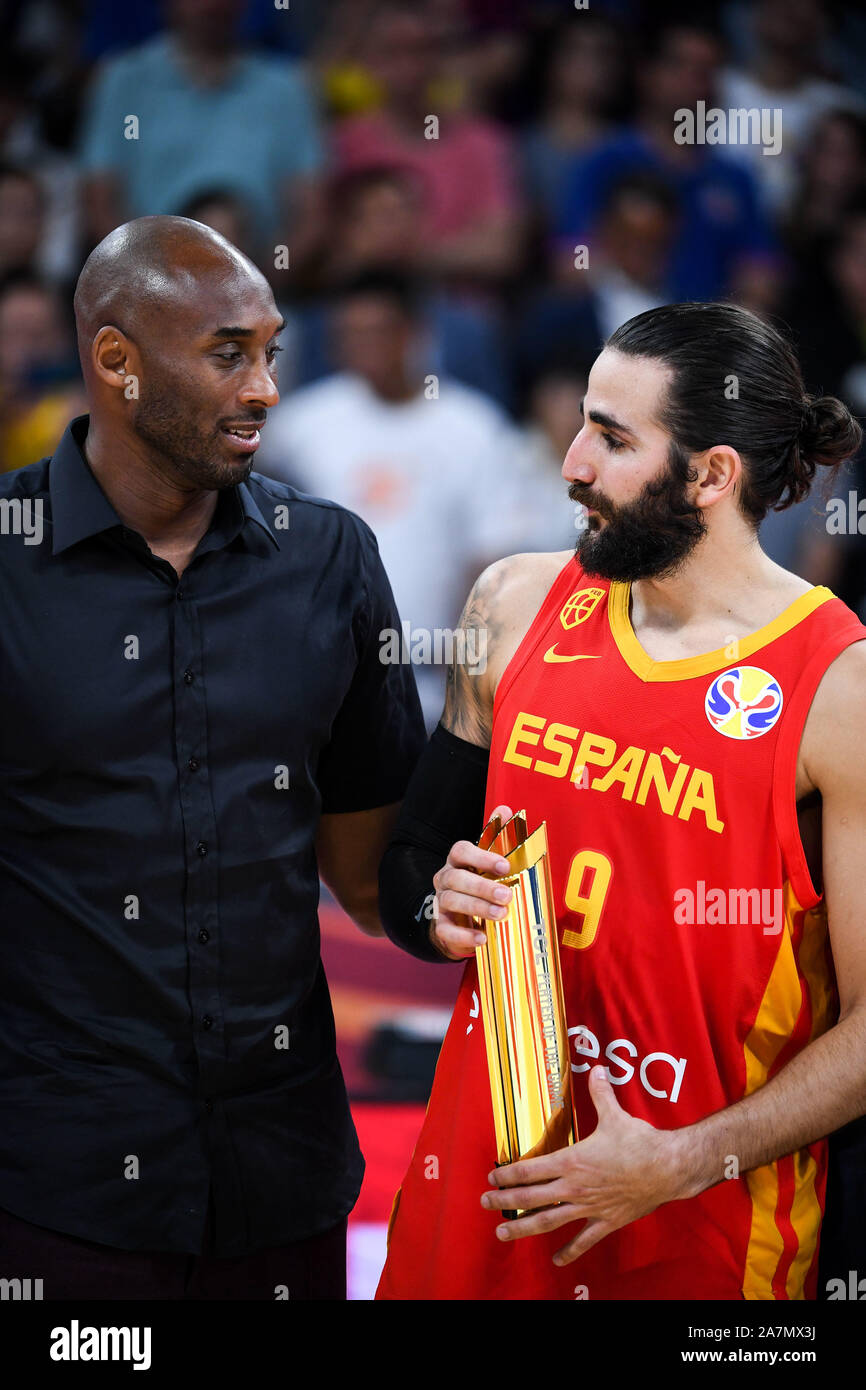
(378, 722), (490, 962)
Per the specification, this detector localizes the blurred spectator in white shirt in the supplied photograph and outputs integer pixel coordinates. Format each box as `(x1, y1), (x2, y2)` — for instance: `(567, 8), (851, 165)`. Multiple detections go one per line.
(258, 269), (532, 727)
(511, 359), (590, 554)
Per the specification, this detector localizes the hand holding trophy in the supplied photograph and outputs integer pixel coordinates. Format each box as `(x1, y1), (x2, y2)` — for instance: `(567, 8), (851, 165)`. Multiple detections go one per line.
(474, 810), (577, 1218)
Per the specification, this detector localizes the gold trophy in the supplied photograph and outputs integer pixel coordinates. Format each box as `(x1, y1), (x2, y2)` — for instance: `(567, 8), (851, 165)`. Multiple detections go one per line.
(475, 811), (576, 1217)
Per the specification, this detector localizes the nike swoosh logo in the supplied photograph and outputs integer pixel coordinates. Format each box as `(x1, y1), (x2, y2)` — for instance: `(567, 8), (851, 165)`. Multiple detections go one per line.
(543, 646), (602, 663)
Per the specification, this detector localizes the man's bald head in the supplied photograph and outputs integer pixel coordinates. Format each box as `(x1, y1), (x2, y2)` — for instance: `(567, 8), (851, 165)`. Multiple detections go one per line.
(73, 215), (268, 370)
(73, 214), (283, 491)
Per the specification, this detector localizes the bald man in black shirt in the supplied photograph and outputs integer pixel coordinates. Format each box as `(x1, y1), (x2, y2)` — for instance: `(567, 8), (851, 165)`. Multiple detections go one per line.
(0, 216), (425, 1299)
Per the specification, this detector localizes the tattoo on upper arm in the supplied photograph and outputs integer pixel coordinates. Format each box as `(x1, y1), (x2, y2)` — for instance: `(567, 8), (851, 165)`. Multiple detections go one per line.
(442, 563), (510, 748)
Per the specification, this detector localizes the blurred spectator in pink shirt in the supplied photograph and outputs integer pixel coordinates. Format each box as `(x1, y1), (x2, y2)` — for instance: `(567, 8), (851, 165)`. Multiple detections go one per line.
(331, 3), (523, 285)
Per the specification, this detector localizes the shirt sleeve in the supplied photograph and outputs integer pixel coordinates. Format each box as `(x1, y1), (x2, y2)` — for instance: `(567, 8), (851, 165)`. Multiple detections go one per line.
(316, 514), (427, 813)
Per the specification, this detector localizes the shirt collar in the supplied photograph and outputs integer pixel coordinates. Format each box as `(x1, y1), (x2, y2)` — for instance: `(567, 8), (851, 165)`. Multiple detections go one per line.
(49, 415), (280, 556)
(50, 416), (122, 555)
(236, 479), (281, 550)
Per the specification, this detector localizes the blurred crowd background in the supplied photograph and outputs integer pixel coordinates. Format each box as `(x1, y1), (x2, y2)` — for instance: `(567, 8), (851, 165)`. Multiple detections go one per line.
(4, 0), (865, 1294)
(3, 0), (866, 721)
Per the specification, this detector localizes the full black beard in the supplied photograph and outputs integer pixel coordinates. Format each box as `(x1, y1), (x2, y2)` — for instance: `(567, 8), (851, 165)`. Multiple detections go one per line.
(571, 441), (707, 581)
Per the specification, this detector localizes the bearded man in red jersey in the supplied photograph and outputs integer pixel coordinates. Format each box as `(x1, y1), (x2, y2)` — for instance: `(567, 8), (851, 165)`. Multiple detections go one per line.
(375, 301), (866, 1300)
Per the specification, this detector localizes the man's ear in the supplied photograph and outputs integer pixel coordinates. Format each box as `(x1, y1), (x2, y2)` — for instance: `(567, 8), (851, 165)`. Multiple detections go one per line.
(90, 325), (137, 392)
(695, 444), (742, 509)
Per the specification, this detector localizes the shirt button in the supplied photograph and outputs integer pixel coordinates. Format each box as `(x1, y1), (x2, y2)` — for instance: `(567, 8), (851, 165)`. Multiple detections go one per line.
(177, 588), (185, 600)
(183, 669), (195, 685)
(202, 1014), (214, 1030)
(204, 1099), (213, 1114)
(188, 756), (200, 772)
(198, 928), (210, 944)
(196, 840), (208, 857)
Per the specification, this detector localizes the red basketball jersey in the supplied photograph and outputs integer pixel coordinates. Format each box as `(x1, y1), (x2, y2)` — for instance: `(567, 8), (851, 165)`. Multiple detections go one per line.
(376, 556), (866, 1301)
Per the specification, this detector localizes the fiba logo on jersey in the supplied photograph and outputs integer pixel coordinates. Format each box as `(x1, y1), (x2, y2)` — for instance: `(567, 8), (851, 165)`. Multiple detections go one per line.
(559, 587), (605, 630)
(705, 666), (783, 740)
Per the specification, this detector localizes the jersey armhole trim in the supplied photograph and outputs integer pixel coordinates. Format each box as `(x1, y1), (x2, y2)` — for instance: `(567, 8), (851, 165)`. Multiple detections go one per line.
(491, 554), (581, 724)
(772, 620), (866, 910)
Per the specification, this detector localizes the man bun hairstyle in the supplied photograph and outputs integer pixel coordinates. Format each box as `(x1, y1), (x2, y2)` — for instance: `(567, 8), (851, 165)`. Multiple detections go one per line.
(606, 302), (863, 525)
(796, 394), (862, 490)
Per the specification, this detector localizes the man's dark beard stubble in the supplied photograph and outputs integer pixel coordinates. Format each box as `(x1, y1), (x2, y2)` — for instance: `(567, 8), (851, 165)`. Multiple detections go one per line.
(133, 379), (258, 490)
(571, 441), (707, 582)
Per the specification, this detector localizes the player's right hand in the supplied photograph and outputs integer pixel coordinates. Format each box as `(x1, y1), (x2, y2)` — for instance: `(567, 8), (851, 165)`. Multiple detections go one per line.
(429, 804), (514, 961)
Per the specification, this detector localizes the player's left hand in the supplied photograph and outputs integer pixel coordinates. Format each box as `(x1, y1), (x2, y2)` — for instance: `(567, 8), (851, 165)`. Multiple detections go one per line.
(480, 1064), (689, 1265)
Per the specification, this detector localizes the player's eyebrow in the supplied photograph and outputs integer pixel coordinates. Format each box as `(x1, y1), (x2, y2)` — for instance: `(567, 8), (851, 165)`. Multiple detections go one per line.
(209, 320), (286, 340)
(578, 397), (638, 441)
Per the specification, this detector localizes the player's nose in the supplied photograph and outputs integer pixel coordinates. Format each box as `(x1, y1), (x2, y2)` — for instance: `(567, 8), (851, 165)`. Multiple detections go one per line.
(239, 362), (280, 411)
(561, 428), (595, 485)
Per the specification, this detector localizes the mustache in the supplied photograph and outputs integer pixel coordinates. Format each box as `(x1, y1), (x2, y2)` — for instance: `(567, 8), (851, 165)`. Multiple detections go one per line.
(220, 414), (267, 428)
(568, 483), (611, 518)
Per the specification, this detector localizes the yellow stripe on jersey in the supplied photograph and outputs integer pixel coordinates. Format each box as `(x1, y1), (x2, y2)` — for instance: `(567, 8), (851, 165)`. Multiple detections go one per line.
(785, 1147), (821, 1300)
(742, 1164), (784, 1301)
(784, 896), (836, 1299)
(741, 882), (833, 1300)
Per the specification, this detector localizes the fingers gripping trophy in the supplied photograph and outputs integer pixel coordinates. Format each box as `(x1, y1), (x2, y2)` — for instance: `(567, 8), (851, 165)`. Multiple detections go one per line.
(473, 811), (576, 1217)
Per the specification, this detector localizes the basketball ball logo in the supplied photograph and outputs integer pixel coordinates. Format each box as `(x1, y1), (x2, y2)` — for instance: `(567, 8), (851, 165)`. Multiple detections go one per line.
(705, 666), (783, 740)
(560, 587), (605, 630)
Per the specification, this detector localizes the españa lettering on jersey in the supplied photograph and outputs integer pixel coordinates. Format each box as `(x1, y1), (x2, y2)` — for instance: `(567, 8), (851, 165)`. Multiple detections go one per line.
(501, 711), (725, 832)
(376, 557), (866, 1301)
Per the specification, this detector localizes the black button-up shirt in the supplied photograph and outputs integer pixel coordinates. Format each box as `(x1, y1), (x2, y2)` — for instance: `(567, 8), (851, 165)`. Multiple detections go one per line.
(0, 416), (425, 1256)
